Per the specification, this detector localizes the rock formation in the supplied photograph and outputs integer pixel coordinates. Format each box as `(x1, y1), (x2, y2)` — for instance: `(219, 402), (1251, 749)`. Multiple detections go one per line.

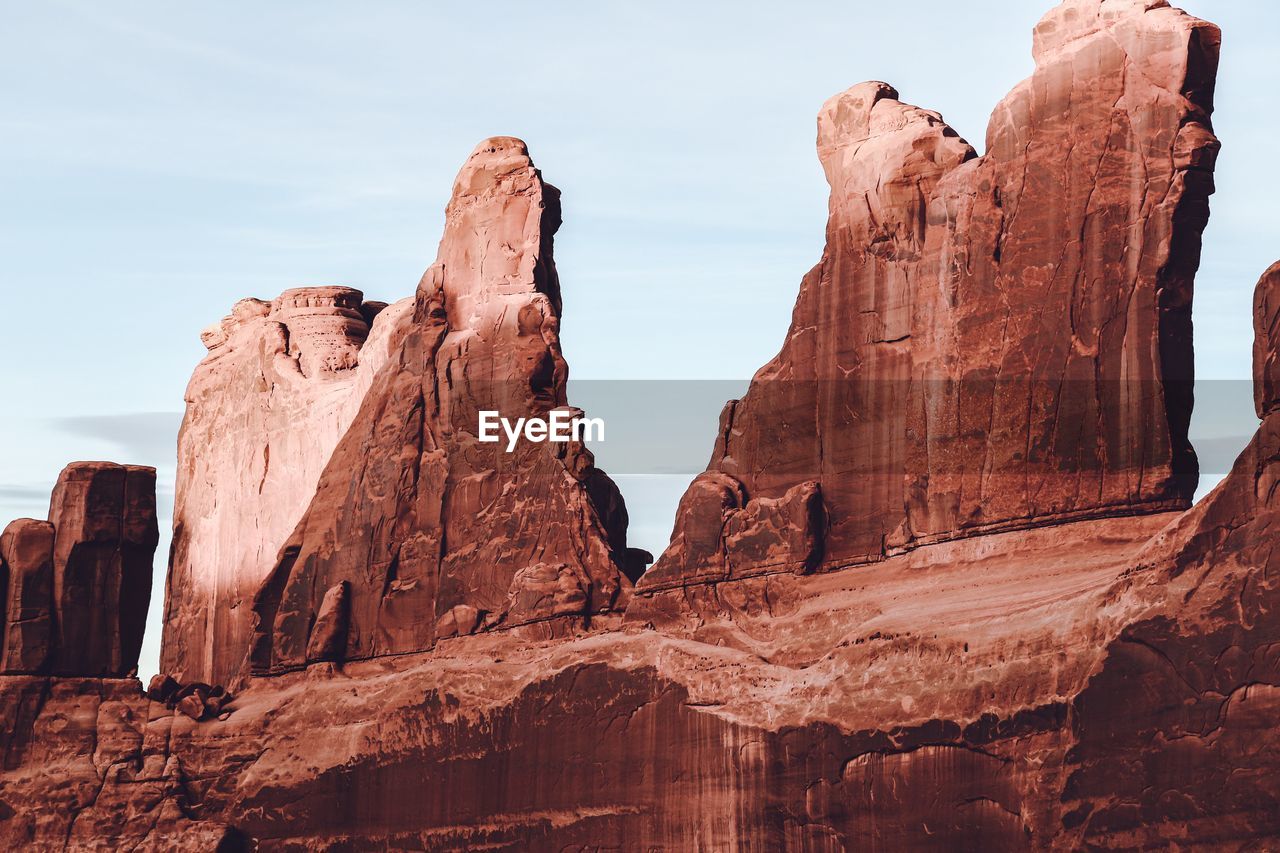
(9, 2), (1280, 850)
(0, 520), (54, 673)
(247, 136), (642, 676)
(640, 0), (1220, 595)
(1253, 261), (1280, 418)
(161, 286), (413, 687)
(0, 462), (158, 678)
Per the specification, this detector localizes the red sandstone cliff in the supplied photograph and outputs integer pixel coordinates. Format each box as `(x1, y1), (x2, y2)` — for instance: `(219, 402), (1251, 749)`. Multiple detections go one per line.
(640, 0), (1219, 595)
(0, 462), (158, 678)
(246, 137), (644, 677)
(161, 287), (412, 688)
(3, 1), (1280, 850)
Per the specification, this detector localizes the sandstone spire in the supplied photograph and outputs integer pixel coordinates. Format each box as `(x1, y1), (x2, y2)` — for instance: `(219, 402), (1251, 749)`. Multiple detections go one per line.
(0, 461), (158, 676)
(638, 0), (1220, 595)
(160, 286), (413, 686)
(248, 137), (640, 675)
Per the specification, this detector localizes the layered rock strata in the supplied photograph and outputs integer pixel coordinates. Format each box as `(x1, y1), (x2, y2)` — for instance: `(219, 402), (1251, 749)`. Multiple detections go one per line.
(0, 520), (54, 673)
(161, 286), (413, 687)
(640, 0), (1220, 594)
(6, 249), (1277, 847)
(4, 349), (1280, 850)
(247, 137), (641, 676)
(7, 3), (1280, 849)
(0, 462), (158, 677)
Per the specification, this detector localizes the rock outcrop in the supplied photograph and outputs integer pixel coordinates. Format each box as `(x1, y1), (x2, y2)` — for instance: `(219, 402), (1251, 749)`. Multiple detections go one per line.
(0, 519), (54, 673)
(1046, 261), (1280, 845)
(247, 137), (641, 676)
(640, 0), (1220, 595)
(9, 3), (1280, 850)
(161, 286), (413, 687)
(1253, 261), (1280, 418)
(0, 462), (158, 677)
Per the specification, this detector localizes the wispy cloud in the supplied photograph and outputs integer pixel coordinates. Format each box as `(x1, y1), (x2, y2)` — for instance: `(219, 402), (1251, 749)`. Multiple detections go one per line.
(0, 484), (53, 504)
(50, 412), (182, 468)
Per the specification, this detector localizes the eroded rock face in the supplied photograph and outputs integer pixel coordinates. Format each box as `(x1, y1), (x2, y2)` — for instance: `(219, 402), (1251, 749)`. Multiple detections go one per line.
(1253, 261), (1280, 418)
(0, 463), (158, 678)
(8, 4), (1280, 850)
(0, 519), (54, 673)
(161, 286), (413, 687)
(641, 0), (1219, 595)
(906, 0), (1218, 542)
(49, 462), (158, 677)
(248, 137), (637, 676)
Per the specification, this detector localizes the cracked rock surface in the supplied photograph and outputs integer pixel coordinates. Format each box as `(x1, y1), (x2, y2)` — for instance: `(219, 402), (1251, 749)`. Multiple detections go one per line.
(245, 137), (639, 677)
(162, 285), (413, 688)
(3, 2), (1279, 850)
(642, 0), (1219, 594)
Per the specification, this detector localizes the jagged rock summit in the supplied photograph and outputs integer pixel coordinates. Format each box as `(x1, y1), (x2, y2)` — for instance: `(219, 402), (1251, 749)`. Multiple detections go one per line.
(246, 136), (643, 675)
(9, 3), (1280, 851)
(638, 0), (1219, 598)
(162, 281), (414, 688)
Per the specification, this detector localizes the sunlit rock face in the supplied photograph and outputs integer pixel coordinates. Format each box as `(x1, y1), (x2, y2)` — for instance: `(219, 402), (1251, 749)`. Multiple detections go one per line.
(641, 0), (1219, 596)
(247, 137), (641, 676)
(161, 285), (413, 687)
(12, 4), (1280, 851)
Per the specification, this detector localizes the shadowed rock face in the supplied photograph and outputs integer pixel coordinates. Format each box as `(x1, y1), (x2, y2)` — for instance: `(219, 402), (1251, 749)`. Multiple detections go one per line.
(161, 285), (413, 687)
(0, 519), (54, 673)
(8, 3), (1280, 850)
(640, 0), (1220, 595)
(247, 137), (639, 676)
(0, 462), (158, 678)
(49, 462), (158, 677)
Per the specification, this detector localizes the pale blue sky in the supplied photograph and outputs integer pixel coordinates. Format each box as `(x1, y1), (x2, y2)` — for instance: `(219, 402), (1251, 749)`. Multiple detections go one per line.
(1, 1), (1276, 679)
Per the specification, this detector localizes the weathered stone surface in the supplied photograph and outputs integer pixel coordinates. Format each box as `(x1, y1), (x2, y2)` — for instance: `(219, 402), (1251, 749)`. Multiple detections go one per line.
(1253, 261), (1280, 417)
(161, 286), (414, 688)
(642, 475), (824, 591)
(5, 453), (1280, 849)
(1039, 259), (1280, 846)
(642, 0), (1220, 594)
(248, 137), (635, 676)
(0, 676), (239, 848)
(906, 0), (1219, 542)
(0, 464), (159, 679)
(48, 462), (158, 677)
(304, 582), (349, 664)
(9, 5), (1280, 850)
(0, 519), (54, 674)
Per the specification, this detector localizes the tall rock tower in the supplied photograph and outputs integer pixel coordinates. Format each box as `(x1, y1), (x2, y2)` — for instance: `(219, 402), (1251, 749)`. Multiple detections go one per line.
(161, 286), (413, 686)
